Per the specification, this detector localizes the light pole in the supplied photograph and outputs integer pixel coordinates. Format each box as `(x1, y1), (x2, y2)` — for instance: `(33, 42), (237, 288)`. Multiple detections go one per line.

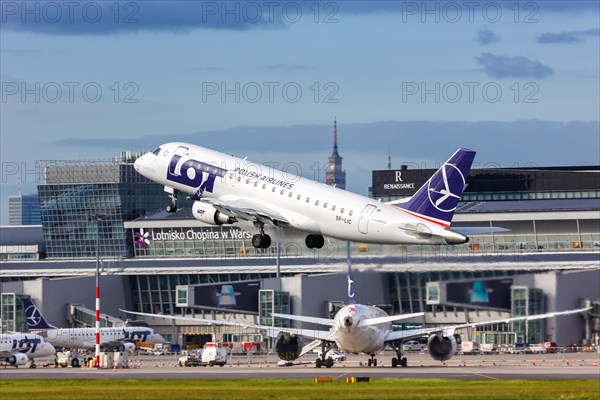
(89, 213), (105, 368)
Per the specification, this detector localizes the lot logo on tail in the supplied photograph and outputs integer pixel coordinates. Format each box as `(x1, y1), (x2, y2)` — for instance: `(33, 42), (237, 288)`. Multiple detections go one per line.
(427, 163), (466, 213)
(25, 306), (42, 328)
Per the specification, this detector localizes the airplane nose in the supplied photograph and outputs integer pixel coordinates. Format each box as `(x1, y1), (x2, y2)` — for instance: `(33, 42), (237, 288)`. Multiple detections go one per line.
(343, 316), (353, 327)
(134, 155), (144, 172)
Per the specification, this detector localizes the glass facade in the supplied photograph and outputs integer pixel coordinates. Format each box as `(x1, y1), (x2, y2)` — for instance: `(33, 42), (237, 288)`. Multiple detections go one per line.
(371, 166), (600, 201)
(389, 270), (519, 315)
(0, 293), (28, 333)
(129, 273), (280, 315)
(511, 286), (545, 343)
(38, 160), (170, 259)
(259, 290), (290, 328)
(9, 194), (42, 225)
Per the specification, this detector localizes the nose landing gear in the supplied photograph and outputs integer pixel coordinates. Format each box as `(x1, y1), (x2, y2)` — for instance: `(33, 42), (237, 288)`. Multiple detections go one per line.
(165, 189), (179, 213)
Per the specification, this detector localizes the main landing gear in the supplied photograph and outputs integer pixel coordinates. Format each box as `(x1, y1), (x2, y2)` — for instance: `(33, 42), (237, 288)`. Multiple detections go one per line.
(315, 341), (334, 369)
(166, 189), (179, 213)
(251, 223), (271, 249)
(389, 342), (408, 368)
(305, 234), (325, 249)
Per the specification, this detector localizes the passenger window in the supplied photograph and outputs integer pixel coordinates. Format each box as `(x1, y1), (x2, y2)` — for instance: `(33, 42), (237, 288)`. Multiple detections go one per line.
(237, 176), (241, 182)
(349, 210), (353, 216)
(280, 190), (285, 195)
(262, 184), (267, 189)
(289, 192), (293, 198)
(297, 195), (302, 200)
(306, 197), (311, 203)
(323, 203), (328, 208)
(272, 187), (276, 192)
(341, 208), (345, 213)
(315, 200), (320, 206)
(254, 182), (258, 187)
(332, 205), (336, 211)
(229, 174), (233, 179)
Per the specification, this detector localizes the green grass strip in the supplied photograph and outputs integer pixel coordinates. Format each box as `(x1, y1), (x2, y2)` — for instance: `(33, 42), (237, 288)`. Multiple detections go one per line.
(0, 379), (598, 400)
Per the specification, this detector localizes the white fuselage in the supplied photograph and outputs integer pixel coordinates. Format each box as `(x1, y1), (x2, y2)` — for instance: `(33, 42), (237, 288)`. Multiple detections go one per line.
(135, 142), (454, 245)
(0, 333), (55, 359)
(43, 327), (164, 350)
(332, 304), (390, 354)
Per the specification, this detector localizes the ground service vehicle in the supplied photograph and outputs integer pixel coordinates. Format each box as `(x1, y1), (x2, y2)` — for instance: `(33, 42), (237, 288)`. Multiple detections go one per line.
(178, 350), (201, 367)
(200, 346), (227, 366)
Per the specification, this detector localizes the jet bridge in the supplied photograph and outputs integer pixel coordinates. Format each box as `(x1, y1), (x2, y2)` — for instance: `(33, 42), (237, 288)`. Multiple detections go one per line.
(68, 304), (125, 328)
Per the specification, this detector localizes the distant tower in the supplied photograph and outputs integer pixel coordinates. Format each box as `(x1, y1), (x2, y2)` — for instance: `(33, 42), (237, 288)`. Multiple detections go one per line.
(387, 150), (392, 170)
(325, 116), (346, 189)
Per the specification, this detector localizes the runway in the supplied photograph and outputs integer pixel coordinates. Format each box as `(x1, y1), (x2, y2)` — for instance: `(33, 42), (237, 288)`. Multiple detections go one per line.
(2, 352), (598, 380)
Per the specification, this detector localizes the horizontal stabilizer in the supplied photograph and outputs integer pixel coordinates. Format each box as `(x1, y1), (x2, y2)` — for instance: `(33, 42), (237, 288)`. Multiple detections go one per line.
(452, 227), (510, 235)
(357, 312), (425, 327)
(271, 313), (336, 327)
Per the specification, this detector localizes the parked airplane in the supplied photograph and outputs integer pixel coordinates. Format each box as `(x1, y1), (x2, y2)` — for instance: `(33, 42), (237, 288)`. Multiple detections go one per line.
(122, 262), (590, 368)
(0, 332), (55, 368)
(134, 143), (502, 249)
(24, 298), (165, 353)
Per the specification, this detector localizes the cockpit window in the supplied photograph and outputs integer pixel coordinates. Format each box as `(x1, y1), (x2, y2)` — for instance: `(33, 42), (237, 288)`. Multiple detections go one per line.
(152, 147), (161, 156)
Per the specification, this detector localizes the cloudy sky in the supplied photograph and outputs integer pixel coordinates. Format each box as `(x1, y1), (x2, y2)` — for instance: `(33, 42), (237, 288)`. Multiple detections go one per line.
(1, 1), (599, 223)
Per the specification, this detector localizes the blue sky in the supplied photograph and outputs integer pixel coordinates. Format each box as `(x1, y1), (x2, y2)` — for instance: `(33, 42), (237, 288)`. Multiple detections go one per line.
(1, 1), (599, 223)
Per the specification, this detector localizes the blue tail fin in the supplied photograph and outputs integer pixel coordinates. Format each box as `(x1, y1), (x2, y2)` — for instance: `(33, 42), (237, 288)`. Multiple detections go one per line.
(23, 298), (55, 330)
(390, 148), (475, 227)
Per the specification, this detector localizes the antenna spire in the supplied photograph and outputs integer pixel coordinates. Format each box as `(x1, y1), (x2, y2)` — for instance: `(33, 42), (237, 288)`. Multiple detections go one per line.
(333, 115), (338, 150)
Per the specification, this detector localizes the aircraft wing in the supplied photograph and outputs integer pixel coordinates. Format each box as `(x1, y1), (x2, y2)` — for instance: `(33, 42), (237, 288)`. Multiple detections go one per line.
(384, 307), (591, 343)
(357, 312), (425, 327)
(272, 313), (336, 327)
(201, 198), (290, 227)
(452, 227), (510, 235)
(120, 310), (331, 341)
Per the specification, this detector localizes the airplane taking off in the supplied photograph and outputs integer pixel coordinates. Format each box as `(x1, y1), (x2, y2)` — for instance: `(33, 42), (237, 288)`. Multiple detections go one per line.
(123, 259), (590, 368)
(24, 298), (165, 353)
(0, 332), (55, 368)
(134, 143), (502, 249)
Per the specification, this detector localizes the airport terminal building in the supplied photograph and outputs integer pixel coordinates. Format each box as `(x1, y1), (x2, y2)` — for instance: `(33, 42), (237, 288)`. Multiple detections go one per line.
(1, 153), (599, 350)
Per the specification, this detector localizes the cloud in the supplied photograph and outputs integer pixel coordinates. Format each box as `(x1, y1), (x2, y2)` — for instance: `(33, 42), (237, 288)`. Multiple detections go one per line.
(265, 64), (310, 72)
(537, 28), (600, 44)
(0, 1), (286, 35)
(476, 28), (500, 46)
(4, 1), (596, 36)
(475, 53), (554, 79)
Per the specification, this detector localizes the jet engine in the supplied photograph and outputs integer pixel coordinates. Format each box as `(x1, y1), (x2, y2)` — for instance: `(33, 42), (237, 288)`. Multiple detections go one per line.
(275, 332), (303, 361)
(7, 353), (29, 366)
(427, 333), (461, 361)
(118, 342), (137, 353)
(192, 202), (235, 226)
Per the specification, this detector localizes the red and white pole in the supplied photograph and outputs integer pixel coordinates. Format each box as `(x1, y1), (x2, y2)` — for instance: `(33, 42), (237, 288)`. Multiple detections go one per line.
(92, 214), (104, 368)
(95, 283), (100, 368)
